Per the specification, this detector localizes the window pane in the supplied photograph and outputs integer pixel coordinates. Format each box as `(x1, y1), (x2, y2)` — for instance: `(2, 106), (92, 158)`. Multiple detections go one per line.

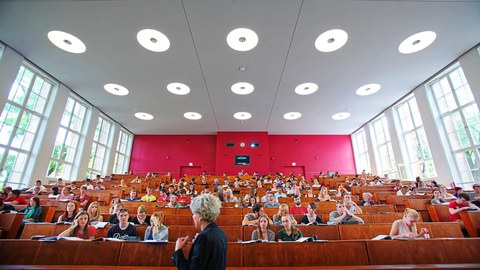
(463, 105), (480, 145)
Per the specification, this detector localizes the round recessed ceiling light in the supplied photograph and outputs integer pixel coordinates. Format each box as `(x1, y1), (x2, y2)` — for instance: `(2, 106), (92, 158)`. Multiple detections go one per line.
(233, 112), (252, 120)
(315, 29), (348, 52)
(104, 83), (129, 96)
(135, 112), (154, 120)
(356, 83), (381, 96)
(398, 31), (436, 54)
(184, 112), (202, 120)
(137, 29), (170, 52)
(283, 112), (302, 120)
(226, 28), (258, 51)
(167, 82), (190, 95)
(332, 112), (351, 120)
(47, 30), (86, 54)
(231, 82), (254, 95)
(295, 83), (318, 96)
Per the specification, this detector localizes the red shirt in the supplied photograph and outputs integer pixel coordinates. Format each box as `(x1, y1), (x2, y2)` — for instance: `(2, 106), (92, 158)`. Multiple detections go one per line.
(75, 225), (98, 239)
(177, 196), (191, 204)
(13, 196), (28, 205)
(448, 200), (469, 221)
(289, 205), (308, 215)
(157, 195), (170, 202)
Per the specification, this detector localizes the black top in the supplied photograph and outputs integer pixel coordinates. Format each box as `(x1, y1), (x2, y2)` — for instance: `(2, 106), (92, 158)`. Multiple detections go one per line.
(172, 222), (227, 270)
(131, 215), (151, 226)
(300, 215), (323, 225)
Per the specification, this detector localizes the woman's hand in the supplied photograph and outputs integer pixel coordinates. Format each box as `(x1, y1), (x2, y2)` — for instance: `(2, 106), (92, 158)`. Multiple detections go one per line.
(175, 236), (190, 251)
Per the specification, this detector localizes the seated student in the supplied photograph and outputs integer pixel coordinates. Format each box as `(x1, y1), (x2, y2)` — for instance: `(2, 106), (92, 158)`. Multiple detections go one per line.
(343, 193), (363, 214)
(19, 197), (42, 223)
(58, 201), (78, 223)
(300, 202), (323, 225)
(156, 189), (170, 202)
(334, 184), (348, 197)
(223, 188), (238, 204)
(359, 192), (375, 206)
(453, 187), (463, 198)
(397, 185), (411, 196)
(251, 213), (275, 241)
(431, 189), (447, 205)
(132, 205), (151, 225)
(15, 197), (43, 238)
(274, 186), (287, 199)
(264, 193), (280, 208)
(54, 178), (65, 186)
(74, 186), (90, 210)
(144, 211), (168, 241)
(243, 203), (273, 226)
(472, 183), (480, 207)
(109, 198), (121, 214)
(438, 184), (456, 200)
(273, 204), (297, 226)
(87, 201), (103, 225)
(186, 184), (197, 196)
(0, 200), (15, 212)
(290, 195), (308, 215)
(107, 208), (138, 239)
(3, 189), (27, 205)
(165, 194), (180, 208)
(449, 193), (479, 228)
(176, 189), (191, 205)
(108, 203), (126, 224)
(84, 179), (94, 190)
(409, 186), (425, 196)
(277, 215), (303, 242)
(125, 189), (140, 202)
(26, 180), (47, 193)
(141, 187), (157, 202)
(118, 179), (128, 188)
(56, 186), (74, 201)
(58, 211), (98, 240)
(389, 208), (429, 239)
(328, 200), (365, 225)
(316, 186), (331, 202)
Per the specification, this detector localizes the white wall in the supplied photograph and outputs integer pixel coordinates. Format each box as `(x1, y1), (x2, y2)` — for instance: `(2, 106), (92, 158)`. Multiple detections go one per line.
(353, 45), (480, 186)
(0, 46), (130, 187)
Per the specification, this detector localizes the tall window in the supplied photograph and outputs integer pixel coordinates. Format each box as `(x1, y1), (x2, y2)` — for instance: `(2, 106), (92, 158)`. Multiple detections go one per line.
(47, 97), (88, 180)
(395, 95), (437, 179)
(113, 129), (132, 174)
(351, 128), (371, 173)
(87, 116), (113, 178)
(370, 115), (398, 178)
(429, 65), (479, 187)
(0, 65), (53, 188)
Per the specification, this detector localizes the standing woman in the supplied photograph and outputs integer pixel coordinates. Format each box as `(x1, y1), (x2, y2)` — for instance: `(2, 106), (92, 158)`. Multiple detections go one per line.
(173, 194), (227, 270)
(58, 211), (98, 240)
(389, 208), (429, 239)
(57, 201), (78, 223)
(144, 211), (169, 240)
(87, 201), (103, 225)
(277, 215), (303, 241)
(251, 213), (275, 241)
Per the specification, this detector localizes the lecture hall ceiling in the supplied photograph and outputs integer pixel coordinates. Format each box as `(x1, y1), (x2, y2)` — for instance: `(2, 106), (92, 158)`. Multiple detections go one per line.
(0, 0), (479, 134)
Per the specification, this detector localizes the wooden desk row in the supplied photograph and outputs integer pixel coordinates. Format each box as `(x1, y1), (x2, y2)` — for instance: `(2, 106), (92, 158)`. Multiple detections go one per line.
(1, 238), (478, 267)
(20, 222), (463, 242)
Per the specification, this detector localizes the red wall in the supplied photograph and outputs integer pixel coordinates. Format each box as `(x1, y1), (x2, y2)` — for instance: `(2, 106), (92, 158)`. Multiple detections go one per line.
(215, 132), (269, 176)
(130, 133), (355, 180)
(269, 135), (356, 180)
(130, 135), (217, 179)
